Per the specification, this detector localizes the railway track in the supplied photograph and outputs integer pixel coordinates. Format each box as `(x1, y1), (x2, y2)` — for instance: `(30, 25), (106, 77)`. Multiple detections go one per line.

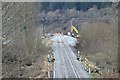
(60, 35), (89, 78)
(59, 35), (84, 78)
(52, 34), (90, 78)
(59, 42), (78, 78)
(57, 36), (68, 78)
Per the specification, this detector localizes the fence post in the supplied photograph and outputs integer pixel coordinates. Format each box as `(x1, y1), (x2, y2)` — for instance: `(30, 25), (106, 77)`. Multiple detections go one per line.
(89, 68), (91, 74)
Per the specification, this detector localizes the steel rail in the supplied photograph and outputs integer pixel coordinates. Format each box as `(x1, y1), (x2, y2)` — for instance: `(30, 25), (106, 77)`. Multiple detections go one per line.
(59, 35), (85, 78)
(57, 36), (68, 78)
(60, 35), (90, 78)
(58, 35), (79, 78)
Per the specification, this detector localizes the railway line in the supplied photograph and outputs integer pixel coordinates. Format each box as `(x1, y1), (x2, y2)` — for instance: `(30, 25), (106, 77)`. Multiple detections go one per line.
(52, 34), (90, 78)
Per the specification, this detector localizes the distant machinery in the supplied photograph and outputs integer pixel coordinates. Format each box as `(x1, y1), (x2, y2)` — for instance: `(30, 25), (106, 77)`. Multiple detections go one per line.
(68, 18), (80, 38)
(68, 25), (80, 38)
(71, 25), (79, 37)
(71, 26), (78, 34)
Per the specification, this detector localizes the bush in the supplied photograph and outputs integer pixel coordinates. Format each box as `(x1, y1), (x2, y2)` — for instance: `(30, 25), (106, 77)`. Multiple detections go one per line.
(77, 22), (118, 76)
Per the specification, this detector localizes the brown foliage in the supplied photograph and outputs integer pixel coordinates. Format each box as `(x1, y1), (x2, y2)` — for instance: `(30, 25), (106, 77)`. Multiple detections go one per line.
(77, 21), (118, 78)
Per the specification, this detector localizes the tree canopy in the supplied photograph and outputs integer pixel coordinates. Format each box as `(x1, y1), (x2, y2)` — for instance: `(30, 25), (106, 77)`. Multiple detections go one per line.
(40, 2), (112, 12)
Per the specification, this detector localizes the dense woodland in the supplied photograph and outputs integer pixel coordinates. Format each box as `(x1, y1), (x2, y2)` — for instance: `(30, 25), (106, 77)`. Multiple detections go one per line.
(37, 2), (118, 33)
(40, 2), (112, 11)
